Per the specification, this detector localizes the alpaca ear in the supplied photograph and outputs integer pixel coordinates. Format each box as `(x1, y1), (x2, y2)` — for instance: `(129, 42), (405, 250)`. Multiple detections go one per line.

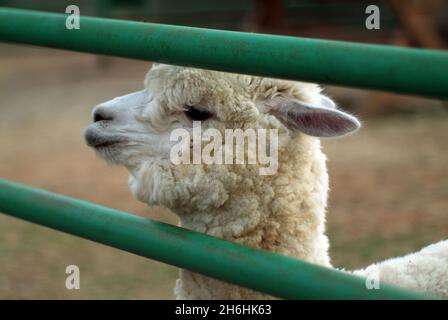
(265, 95), (361, 137)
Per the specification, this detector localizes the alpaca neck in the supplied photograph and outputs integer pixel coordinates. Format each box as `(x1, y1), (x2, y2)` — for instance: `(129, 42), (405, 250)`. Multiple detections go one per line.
(176, 136), (331, 299)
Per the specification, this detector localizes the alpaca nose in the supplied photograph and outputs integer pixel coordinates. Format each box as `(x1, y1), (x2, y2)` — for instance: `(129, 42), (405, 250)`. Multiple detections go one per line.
(92, 107), (114, 123)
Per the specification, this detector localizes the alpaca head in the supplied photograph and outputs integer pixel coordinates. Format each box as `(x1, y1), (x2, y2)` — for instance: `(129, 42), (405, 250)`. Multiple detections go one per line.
(84, 64), (360, 214)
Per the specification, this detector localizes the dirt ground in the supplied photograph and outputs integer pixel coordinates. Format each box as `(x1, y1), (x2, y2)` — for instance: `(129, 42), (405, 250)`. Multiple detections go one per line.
(0, 44), (447, 299)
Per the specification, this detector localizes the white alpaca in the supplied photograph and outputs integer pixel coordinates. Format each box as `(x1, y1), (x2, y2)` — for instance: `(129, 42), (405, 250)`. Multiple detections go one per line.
(84, 64), (447, 299)
(354, 240), (448, 298)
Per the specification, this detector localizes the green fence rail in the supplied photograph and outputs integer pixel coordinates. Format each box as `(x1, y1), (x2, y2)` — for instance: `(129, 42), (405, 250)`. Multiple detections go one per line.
(0, 7), (447, 98)
(0, 8), (443, 299)
(0, 179), (429, 299)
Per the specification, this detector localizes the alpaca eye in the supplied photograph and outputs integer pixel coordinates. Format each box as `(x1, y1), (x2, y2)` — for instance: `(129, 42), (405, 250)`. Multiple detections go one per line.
(184, 106), (213, 121)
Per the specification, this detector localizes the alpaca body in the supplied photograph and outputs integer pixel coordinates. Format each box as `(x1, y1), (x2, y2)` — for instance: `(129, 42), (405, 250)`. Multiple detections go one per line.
(354, 240), (448, 298)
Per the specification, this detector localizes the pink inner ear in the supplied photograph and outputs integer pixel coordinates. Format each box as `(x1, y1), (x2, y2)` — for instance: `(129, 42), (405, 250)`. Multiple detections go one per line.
(287, 108), (359, 137)
(302, 112), (349, 131)
(266, 97), (360, 137)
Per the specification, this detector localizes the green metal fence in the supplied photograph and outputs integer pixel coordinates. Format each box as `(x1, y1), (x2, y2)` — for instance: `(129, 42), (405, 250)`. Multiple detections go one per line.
(0, 179), (429, 299)
(1, 8), (448, 98)
(0, 8), (446, 299)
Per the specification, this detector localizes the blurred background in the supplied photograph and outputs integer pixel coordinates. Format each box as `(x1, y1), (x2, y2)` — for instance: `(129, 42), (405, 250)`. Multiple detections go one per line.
(0, 0), (447, 299)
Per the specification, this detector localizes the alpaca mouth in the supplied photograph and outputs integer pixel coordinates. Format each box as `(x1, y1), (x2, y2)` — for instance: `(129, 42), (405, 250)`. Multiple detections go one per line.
(93, 140), (123, 148)
(84, 128), (127, 149)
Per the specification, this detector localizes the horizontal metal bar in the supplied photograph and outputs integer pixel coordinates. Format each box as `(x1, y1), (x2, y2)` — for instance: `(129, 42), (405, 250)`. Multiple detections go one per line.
(0, 178), (429, 299)
(0, 8), (447, 98)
